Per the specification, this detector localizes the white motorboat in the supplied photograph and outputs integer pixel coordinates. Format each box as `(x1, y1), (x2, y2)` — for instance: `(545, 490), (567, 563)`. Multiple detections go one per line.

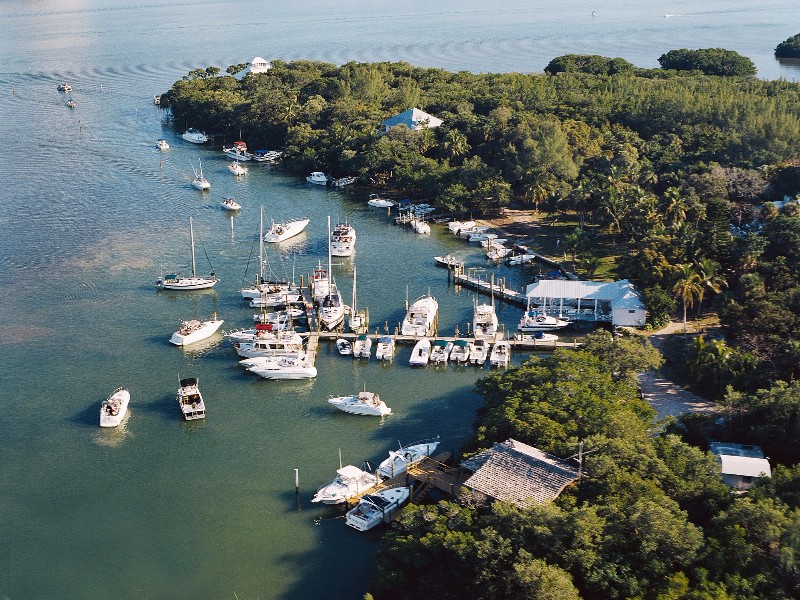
(412, 218), (431, 234)
(311, 261), (330, 302)
(253, 149), (282, 162)
(481, 238), (508, 248)
(449, 339), (471, 363)
(222, 140), (252, 161)
(224, 322), (283, 343)
(507, 253), (537, 266)
(169, 314), (224, 346)
(377, 437), (440, 479)
(469, 339), (490, 365)
(473, 302), (498, 340)
(401, 294), (438, 336)
(409, 338), (431, 367)
(57, 82), (72, 92)
(156, 138), (169, 150)
(458, 225), (489, 238)
(312, 465), (379, 504)
(367, 194), (394, 208)
(330, 221), (356, 257)
(249, 289), (302, 308)
(434, 254), (460, 268)
(331, 175), (357, 187)
(468, 232), (497, 243)
(517, 331), (559, 343)
(100, 387), (130, 427)
(153, 95), (161, 105)
(489, 340), (510, 368)
(307, 171), (328, 185)
(348, 264), (366, 332)
(487, 245), (512, 260)
(336, 338), (353, 355)
(353, 334), (372, 359)
(176, 377), (205, 420)
(156, 217), (218, 290)
(429, 339), (453, 364)
(234, 330), (304, 358)
(375, 336), (395, 361)
(518, 312), (570, 332)
(182, 128), (208, 144)
(245, 354), (317, 380)
(190, 160), (210, 190)
(263, 217), (310, 243)
(221, 196), (241, 211)
(328, 390), (391, 416)
(228, 161), (248, 176)
(253, 308), (303, 325)
(345, 486), (411, 532)
(448, 220), (475, 233)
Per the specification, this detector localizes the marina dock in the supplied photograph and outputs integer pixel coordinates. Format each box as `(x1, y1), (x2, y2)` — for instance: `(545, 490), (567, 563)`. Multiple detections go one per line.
(450, 264), (527, 307)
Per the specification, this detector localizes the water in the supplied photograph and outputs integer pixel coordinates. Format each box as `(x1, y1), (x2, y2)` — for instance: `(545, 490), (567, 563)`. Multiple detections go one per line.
(1, 1), (798, 598)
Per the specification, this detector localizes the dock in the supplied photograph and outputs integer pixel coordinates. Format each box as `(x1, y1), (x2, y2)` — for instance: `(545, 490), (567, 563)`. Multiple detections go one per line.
(450, 264), (527, 307)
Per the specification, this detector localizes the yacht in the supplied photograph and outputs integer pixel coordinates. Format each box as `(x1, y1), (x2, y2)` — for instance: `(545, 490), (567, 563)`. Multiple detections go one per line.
(312, 465), (379, 504)
(367, 194), (394, 208)
(352, 334), (372, 359)
(244, 353), (317, 380)
(228, 161), (248, 176)
(225, 322), (291, 343)
(182, 128), (208, 144)
(449, 339), (471, 363)
(306, 171), (328, 185)
(377, 437), (440, 479)
(190, 160), (210, 190)
(429, 340), (453, 364)
(234, 330), (304, 358)
(517, 312), (570, 332)
(327, 390), (391, 416)
(222, 141), (252, 161)
(100, 388), (130, 428)
(469, 339), (490, 365)
(330, 221), (356, 257)
(221, 196), (241, 211)
(263, 217), (310, 243)
(156, 139), (169, 150)
(374, 336), (395, 361)
(156, 217), (217, 290)
(401, 295), (438, 336)
(345, 487), (411, 531)
(489, 339), (510, 368)
(473, 302), (499, 340)
(176, 377), (205, 420)
(335, 338), (353, 355)
(169, 315), (224, 346)
(409, 338), (431, 367)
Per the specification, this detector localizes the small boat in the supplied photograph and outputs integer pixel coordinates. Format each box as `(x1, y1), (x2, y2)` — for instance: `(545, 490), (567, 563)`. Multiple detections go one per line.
(190, 160), (210, 190)
(434, 255), (460, 268)
(429, 339), (453, 364)
(468, 232), (497, 243)
(489, 340), (510, 368)
(100, 387), (130, 427)
(153, 95), (161, 105)
(409, 338), (431, 367)
(507, 253), (537, 266)
(221, 196), (241, 211)
(156, 217), (218, 290)
(66, 99), (76, 109)
(176, 377), (205, 420)
(458, 225), (489, 239)
(244, 354), (317, 380)
(307, 171), (328, 185)
(156, 139), (170, 150)
(182, 128), (208, 144)
(228, 161), (248, 176)
(473, 302), (499, 340)
(312, 465), (379, 504)
(374, 336), (395, 361)
(345, 486), (411, 531)
(252, 149), (283, 162)
(328, 390), (391, 416)
(330, 221), (356, 257)
(448, 220), (475, 233)
(377, 437), (440, 479)
(518, 331), (559, 343)
(331, 175), (357, 187)
(487, 245), (511, 260)
(412, 218), (431, 234)
(469, 339), (490, 365)
(367, 194), (394, 208)
(263, 217), (310, 243)
(249, 289), (302, 308)
(449, 339), (471, 363)
(517, 312), (570, 332)
(222, 141), (252, 161)
(352, 334), (372, 359)
(401, 295), (438, 337)
(169, 314), (224, 346)
(336, 338), (353, 355)
(481, 238), (508, 248)
(57, 83), (72, 92)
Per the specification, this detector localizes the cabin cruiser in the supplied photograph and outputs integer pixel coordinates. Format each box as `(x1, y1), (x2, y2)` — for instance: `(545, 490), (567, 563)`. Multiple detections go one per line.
(518, 312), (570, 332)
(100, 388), (130, 427)
(473, 302), (499, 340)
(352, 334), (372, 359)
(182, 128), (208, 144)
(489, 340), (510, 368)
(449, 339), (471, 363)
(222, 140), (252, 161)
(429, 340), (453, 364)
(221, 196), (241, 211)
(311, 262), (330, 302)
(330, 221), (356, 257)
(306, 171), (328, 185)
(377, 437), (440, 479)
(176, 377), (205, 420)
(409, 338), (431, 367)
(375, 336), (395, 361)
(327, 390), (391, 416)
(345, 487), (411, 531)
(469, 339), (490, 365)
(228, 161), (248, 176)
(234, 330), (304, 358)
(367, 194), (394, 208)
(169, 315), (224, 346)
(243, 353), (317, 380)
(312, 465), (379, 504)
(156, 139), (169, 150)
(401, 295), (438, 337)
(517, 331), (559, 343)
(263, 217), (310, 243)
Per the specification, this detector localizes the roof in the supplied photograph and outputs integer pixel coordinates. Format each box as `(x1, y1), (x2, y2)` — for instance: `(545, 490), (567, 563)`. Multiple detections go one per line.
(718, 455), (772, 478)
(461, 439), (579, 508)
(525, 279), (645, 309)
(380, 108), (443, 131)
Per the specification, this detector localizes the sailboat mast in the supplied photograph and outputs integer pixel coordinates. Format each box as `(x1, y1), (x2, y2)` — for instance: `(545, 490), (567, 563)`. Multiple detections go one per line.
(189, 216), (197, 277)
(352, 264), (357, 314)
(259, 206), (264, 282)
(327, 215), (332, 288)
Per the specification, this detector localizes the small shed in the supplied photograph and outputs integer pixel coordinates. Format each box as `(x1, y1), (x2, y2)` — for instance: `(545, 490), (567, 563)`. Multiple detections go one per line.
(460, 439), (579, 508)
(524, 279), (646, 327)
(709, 442), (771, 490)
(379, 108), (443, 134)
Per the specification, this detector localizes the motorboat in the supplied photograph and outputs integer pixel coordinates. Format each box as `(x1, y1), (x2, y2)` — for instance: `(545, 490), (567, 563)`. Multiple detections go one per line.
(228, 161), (248, 176)
(330, 221), (356, 257)
(449, 339), (471, 363)
(434, 255), (460, 268)
(312, 465), (379, 504)
(311, 261), (330, 302)
(401, 295), (438, 337)
(345, 486), (411, 531)
(57, 82), (72, 92)
(328, 390), (391, 416)
(156, 217), (218, 290)
(244, 353), (317, 380)
(176, 377), (205, 420)
(429, 339), (453, 364)
(353, 334), (372, 359)
(153, 95), (161, 105)
(517, 331), (559, 343)
(336, 338), (353, 355)
(469, 339), (490, 365)
(252, 149), (282, 162)
(481, 238), (508, 248)
(224, 322), (285, 343)
(458, 225), (489, 239)
(190, 160), (210, 190)
(66, 99), (76, 109)
(263, 217), (310, 243)
(367, 194), (394, 208)
(489, 340), (510, 368)
(473, 302), (499, 340)
(182, 128), (208, 144)
(468, 232), (497, 243)
(100, 387), (130, 427)
(448, 220), (475, 234)
(518, 312), (570, 332)
(487, 245), (512, 260)
(222, 141), (252, 161)
(507, 253), (537, 266)
(156, 139), (170, 150)
(307, 171), (328, 185)
(234, 330), (304, 358)
(169, 314), (224, 346)
(374, 336), (395, 361)
(409, 338), (431, 367)
(412, 218), (431, 234)
(331, 176), (357, 187)
(249, 289), (302, 308)
(377, 437), (440, 479)
(221, 196), (241, 211)
(253, 308), (303, 325)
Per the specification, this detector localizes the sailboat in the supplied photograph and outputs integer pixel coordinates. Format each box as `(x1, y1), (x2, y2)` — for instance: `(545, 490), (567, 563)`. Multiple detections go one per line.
(239, 207), (298, 300)
(190, 159), (210, 190)
(319, 216), (345, 331)
(349, 264), (366, 332)
(156, 217), (218, 290)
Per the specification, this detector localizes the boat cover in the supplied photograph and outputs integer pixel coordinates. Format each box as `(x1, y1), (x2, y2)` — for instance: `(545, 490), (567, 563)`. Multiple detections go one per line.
(179, 377), (197, 387)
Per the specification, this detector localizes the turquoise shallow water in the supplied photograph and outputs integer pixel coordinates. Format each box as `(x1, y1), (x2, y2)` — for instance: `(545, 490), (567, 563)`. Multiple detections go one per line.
(1, 1), (799, 598)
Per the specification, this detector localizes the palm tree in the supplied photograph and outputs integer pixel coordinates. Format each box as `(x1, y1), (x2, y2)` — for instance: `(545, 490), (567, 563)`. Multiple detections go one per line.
(672, 263), (702, 333)
(695, 258), (727, 317)
(442, 129), (470, 159)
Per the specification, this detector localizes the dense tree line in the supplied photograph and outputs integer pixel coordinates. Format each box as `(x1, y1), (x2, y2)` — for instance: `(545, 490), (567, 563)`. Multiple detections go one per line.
(776, 34), (800, 59)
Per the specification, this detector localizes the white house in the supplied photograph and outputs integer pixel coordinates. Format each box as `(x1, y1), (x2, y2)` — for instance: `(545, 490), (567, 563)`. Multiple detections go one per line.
(236, 56), (272, 79)
(379, 108), (443, 134)
(709, 442), (771, 491)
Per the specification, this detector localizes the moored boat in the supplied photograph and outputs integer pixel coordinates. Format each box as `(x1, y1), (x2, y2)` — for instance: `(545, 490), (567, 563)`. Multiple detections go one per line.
(156, 217), (217, 290)
(473, 302), (499, 340)
(401, 295), (438, 337)
(100, 387), (130, 427)
(306, 171), (327, 185)
(345, 486), (410, 531)
(429, 339), (453, 364)
(176, 377), (205, 420)
(244, 353), (317, 380)
(469, 339), (490, 365)
(330, 221), (356, 257)
(434, 254), (460, 268)
(449, 339), (471, 363)
(182, 128), (208, 144)
(409, 338), (431, 367)
(263, 217), (310, 243)
(327, 390), (391, 416)
(312, 465), (379, 504)
(377, 437), (440, 479)
(169, 314), (224, 346)
(489, 339), (510, 368)
(336, 338), (353, 355)
(222, 140), (252, 161)
(352, 334), (372, 359)
(375, 336), (395, 361)
(367, 194), (394, 208)
(517, 312), (570, 332)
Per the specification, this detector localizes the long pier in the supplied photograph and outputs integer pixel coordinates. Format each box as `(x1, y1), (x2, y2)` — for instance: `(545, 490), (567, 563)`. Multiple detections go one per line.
(450, 264), (528, 307)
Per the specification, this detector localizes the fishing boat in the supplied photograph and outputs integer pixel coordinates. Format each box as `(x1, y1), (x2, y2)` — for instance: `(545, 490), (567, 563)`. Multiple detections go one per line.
(57, 82), (72, 92)
(374, 336), (395, 361)
(182, 128), (208, 144)
(412, 218), (431, 234)
(327, 390), (391, 416)
(429, 339), (453, 364)
(517, 312), (570, 332)
(409, 338), (431, 367)
(401, 294), (438, 336)
(469, 339), (490, 365)
(348, 265), (366, 332)
(156, 139), (169, 150)
(221, 196), (241, 211)
(489, 339), (510, 368)
(367, 194), (394, 208)
(306, 171), (328, 185)
(312, 465), (379, 504)
(244, 353), (317, 380)
(473, 302), (499, 340)
(222, 140), (252, 161)
(190, 160), (210, 190)
(335, 338), (353, 355)
(434, 254), (460, 268)
(228, 161), (248, 176)
(156, 217), (218, 290)
(169, 314), (224, 346)
(448, 220), (475, 234)
(345, 486), (411, 531)
(263, 217), (310, 243)
(100, 387), (130, 427)
(517, 331), (559, 343)
(377, 437), (440, 479)
(352, 334), (372, 359)
(449, 339), (471, 363)
(176, 377), (205, 420)
(330, 221), (356, 257)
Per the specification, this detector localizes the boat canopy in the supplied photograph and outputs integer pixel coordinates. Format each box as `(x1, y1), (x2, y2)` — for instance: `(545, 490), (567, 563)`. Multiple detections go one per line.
(357, 334), (367, 340)
(255, 323), (273, 331)
(361, 494), (393, 510)
(453, 339), (469, 347)
(337, 465), (365, 479)
(180, 377), (197, 387)
(433, 339), (449, 347)
(378, 336), (392, 344)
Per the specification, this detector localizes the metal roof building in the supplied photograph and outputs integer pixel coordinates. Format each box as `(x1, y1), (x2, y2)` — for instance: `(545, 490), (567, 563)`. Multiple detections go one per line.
(709, 442), (772, 490)
(379, 108), (443, 134)
(524, 279), (646, 327)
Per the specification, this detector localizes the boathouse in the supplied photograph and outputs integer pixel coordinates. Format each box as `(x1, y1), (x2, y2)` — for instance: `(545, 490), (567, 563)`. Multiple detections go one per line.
(524, 279), (646, 327)
(709, 442), (772, 491)
(460, 439), (579, 508)
(379, 108), (443, 134)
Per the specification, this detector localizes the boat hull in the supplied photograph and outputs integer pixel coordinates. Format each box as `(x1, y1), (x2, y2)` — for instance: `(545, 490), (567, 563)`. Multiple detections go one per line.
(264, 218), (310, 243)
(158, 277), (217, 291)
(169, 319), (224, 346)
(100, 388), (130, 427)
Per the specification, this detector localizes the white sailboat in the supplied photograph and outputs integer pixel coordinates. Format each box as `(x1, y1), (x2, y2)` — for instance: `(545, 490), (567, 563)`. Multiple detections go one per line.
(156, 217), (218, 290)
(319, 216), (345, 331)
(190, 159), (210, 190)
(239, 207), (297, 299)
(348, 264), (366, 332)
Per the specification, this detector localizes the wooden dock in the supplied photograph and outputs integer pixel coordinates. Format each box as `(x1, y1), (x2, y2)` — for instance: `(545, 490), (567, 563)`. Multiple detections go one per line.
(450, 264), (528, 307)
